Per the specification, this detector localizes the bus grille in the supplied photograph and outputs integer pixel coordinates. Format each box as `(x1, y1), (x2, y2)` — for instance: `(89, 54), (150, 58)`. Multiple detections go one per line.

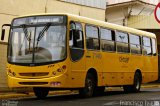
(19, 82), (48, 85)
(19, 72), (49, 77)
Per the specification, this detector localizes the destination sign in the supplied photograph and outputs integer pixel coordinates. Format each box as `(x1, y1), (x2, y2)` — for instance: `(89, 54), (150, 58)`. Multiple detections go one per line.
(12, 16), (66, 26)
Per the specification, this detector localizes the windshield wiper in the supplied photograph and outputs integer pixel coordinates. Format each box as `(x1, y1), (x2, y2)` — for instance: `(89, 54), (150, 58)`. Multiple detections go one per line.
(20, 24), (31, 41)
(19, 24), (31, 54)
(37, 23), (51, 42)
(36, 23), (51, 49)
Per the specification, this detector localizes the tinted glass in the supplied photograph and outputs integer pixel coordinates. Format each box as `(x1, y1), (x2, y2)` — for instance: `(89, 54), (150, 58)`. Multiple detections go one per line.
(100, 28), (115, 52)
(130, 34), (141, 54)
(86, 25), (99, 50)
(152, 38), (156, 56)
(101, 28), (112, 40)
(69, 22), (84, 61)
(86, 25), (98, 38)
(130, 34), (140, 45)
(116, 31), (128, 43)
(143, 37), (151, 55)
(69, 22), (83, 49)
(116, 31), (129, 53)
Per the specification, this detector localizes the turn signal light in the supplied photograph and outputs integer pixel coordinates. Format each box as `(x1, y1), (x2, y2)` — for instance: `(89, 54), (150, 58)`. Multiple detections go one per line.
(57, 68), (63, 72)
(62, 65), (66, 70)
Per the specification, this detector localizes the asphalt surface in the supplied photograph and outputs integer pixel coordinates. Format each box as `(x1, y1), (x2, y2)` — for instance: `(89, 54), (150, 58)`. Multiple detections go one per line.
(1, 87), (160, 106)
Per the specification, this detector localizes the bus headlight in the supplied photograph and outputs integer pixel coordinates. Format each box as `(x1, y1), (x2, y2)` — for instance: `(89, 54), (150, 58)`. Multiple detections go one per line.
(57, 65), (67, 72)
(52, 65), (67, 76)
(57, 68), (63, 72)
(62, 65), (66, 70)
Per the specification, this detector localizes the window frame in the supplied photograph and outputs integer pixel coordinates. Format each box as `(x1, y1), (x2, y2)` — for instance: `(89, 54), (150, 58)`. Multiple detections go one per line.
(115, 30), (130, 54)
(100, 27), (116, 52)
(151, 38), (157, 56)
(69, 21), (85, 62)
(85, 24), (100, 51)
(142, 36), (152, 56)
(129, 33), (142, 55)
(69, 21), (84, 50)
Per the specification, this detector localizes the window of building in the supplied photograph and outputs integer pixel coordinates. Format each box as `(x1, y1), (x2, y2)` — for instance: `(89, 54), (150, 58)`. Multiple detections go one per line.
(116, 31), (129, 53)
(86, 25), (99, 50)
(151, 38), (156, 56)
(100, 28), (115, 52)
(129, 34), (141, 54)
(142, 37), (152, 55)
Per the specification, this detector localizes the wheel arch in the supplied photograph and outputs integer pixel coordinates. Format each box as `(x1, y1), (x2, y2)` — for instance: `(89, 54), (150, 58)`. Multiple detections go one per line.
(86, 68), (98, 86)
(135, 69), (142, 82)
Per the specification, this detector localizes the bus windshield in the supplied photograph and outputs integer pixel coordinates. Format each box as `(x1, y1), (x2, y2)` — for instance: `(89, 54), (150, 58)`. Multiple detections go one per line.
(8, 16), (67, 65)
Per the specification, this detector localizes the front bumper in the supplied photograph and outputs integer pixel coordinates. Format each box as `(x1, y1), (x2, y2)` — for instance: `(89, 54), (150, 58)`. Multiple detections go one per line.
(8, 74), (70, 88)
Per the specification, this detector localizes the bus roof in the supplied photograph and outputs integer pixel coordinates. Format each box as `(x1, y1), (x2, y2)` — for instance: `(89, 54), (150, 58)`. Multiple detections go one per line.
(15, 13), (156, 38)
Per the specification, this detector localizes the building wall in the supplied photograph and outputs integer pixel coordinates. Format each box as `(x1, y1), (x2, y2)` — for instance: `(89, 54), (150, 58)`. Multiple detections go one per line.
(107, 0), (159, 5)
(106, 6), (128, 25)
(107, 0), (132, 5)
(128, 15), (160, 29)
(60, 0), (107, 9)
(0, 0), (105, 91)
(0, 42), (8, 90)
(106, 2), (155, 26)
(47, 0), (105, 21)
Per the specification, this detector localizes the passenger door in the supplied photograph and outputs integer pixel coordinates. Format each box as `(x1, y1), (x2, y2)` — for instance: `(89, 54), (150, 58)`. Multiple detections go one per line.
(69, 22), (86, 87)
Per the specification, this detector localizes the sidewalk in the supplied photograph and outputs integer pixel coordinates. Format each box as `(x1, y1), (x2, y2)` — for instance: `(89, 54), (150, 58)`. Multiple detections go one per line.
(0, 83), (160, 99)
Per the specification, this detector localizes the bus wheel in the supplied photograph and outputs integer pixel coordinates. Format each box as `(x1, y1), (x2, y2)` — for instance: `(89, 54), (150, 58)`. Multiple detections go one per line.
(79, 73), (96, 98)
(123, 72), (141, 93)
(33, 87), (49, 99)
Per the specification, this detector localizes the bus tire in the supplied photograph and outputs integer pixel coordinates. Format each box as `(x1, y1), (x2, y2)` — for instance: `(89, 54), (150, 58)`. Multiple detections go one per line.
(123, 72), (141, 93)
(79, 73), (96, 98)
(33, 87), (49, 99)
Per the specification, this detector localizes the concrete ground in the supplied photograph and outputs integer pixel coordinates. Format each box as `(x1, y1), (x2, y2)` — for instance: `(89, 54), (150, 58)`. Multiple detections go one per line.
(0, 83), (160, 99)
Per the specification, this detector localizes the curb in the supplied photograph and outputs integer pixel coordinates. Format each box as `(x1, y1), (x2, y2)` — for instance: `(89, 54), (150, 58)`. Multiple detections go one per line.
(0, 90), (75, 99)
(141, 84), (160, 88)
(0, 93), (31, 99)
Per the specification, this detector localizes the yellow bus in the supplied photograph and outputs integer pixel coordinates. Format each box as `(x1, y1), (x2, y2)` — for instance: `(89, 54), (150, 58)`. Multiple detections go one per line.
(1, 13), (158, 99)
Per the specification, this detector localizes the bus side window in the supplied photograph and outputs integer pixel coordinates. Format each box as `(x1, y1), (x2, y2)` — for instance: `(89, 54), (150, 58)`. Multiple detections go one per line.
(151, 38), (157, 56)
(142, 37), (152, 55)
(100, 28), (115, 52)
(86, 25), (99, 50)
(69, 22), (84, 49)
(116, 31), (129, 53)
(129, 34), (141, 54)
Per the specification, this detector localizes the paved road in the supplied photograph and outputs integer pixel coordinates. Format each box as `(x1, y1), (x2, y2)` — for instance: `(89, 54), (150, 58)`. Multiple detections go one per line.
(1, 88), (160, 106)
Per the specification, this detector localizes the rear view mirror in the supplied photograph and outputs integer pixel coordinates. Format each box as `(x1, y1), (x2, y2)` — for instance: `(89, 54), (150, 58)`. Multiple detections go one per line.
(1, 29), (5, 40)
(1, 24), (11, 41)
